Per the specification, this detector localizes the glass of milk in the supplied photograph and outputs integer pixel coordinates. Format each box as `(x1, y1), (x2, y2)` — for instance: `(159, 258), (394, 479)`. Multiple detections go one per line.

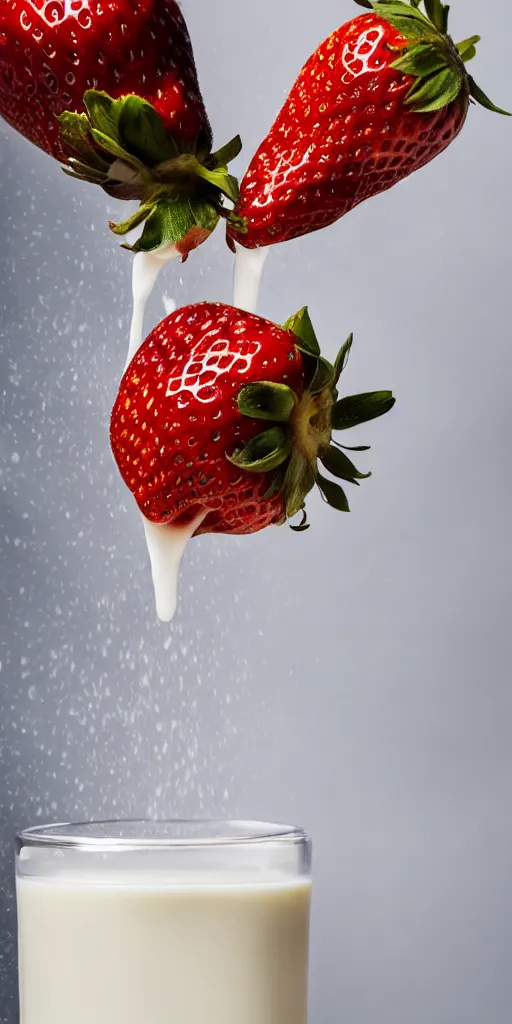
(16, 819), (312, 1024)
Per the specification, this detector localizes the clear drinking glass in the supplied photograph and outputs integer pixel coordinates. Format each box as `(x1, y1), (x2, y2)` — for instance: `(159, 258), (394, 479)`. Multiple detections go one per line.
(16, 819), (312, 1024)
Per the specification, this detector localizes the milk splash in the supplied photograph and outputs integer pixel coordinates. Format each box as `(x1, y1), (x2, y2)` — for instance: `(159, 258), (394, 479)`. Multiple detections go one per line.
(142, 510), (209, 623)
(232, 245), (270, 314)
(126, 245), (180, 370)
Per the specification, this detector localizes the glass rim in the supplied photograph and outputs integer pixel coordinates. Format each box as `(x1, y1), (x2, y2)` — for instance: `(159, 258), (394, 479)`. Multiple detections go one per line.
(16, 819), (310, 852)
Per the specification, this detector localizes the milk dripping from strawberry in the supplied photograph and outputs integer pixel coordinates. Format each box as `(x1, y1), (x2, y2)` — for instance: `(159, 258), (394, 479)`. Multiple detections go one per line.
(128, 246), (181, 370)
(142, 511), (208, 622)
(128, 246), (202, 622)
(232, 245), (269, 314)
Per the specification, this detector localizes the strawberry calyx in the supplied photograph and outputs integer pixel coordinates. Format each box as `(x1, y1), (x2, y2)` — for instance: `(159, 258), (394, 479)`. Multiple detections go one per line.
(57, 91), (243, 256)
(354, 0), (510, 116)
(227, 308), (396, 530)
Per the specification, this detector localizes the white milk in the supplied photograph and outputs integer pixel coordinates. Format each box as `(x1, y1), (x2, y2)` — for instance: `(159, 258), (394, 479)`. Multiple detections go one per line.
(127, 244), (180, 370)
(142, 509), (209, 623)
(126, 244), (196, 623)
(17, 874), (311, 1024)
(232, 244), (270, 314)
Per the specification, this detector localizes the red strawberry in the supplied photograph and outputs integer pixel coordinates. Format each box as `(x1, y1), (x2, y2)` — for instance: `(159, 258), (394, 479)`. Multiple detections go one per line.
(228, 0), (509, 250)
(0, 1), (241, 253)
(110, 302), (395, 537)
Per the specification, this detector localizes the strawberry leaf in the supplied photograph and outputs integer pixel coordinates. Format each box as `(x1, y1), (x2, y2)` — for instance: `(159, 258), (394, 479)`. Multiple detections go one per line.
(333, 443), (371, 452)
(83, 90), (122, 144)
(65, 158), (107, 184)
(282, 307), (320, 356)
(195, 163), (240, 204)
(263, 465), (286, 500)
(332, 391), (395, 430)
(320, 446), (371, 484)
(316, 472), (350, 513)
(456, 35), (481, 63)
(117, 95), (178, 166)
(467, 76), (511, 116)
(237, 382), (297, 423)
(100, 178), (147, 201)
(62, 166), (102, 185)
(109, 202), (154, 237)
(210, 135), (243, 168)
(424, 0), (445, 32)
(123, 198), (218, 253)
(289, 509), (310, 533)
(89, 127), (149, 171)
(391, 41), (449, 78)
(458, 44), (477, 63)
(310, 356), (335, 395)
(58, 111), (109, 171)
(283, 449), (316, 519)
(405, 66), (463, 112)
(333, 333), (354, 384)
(227, 427), (292, 473)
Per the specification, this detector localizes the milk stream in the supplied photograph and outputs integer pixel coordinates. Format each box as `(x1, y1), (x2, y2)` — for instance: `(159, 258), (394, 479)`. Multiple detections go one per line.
(142, 510), (209, 623)
(233, 245), (270, 314)
(127, 244), (197, 623)
(126, 245), (180, 370)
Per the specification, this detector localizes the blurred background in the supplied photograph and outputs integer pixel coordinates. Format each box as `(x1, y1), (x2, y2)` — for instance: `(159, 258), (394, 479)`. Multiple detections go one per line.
(1, 1), (511, 1021)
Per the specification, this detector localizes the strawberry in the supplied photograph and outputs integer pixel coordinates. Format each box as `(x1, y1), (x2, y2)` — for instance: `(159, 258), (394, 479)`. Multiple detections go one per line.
(110, 302), (395, 537)
(228, 0), (509, 251)
(0, 1), (241, 254)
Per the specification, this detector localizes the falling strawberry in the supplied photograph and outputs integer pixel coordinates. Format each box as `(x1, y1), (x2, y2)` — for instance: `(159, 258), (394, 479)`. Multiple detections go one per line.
(0, 1), (241, 254)
(228, 0), (509, 250)
(110, 302), (395, 537)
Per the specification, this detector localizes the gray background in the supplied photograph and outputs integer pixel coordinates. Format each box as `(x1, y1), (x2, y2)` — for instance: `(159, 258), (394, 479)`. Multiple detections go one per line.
(1, 1), (511, 1021)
